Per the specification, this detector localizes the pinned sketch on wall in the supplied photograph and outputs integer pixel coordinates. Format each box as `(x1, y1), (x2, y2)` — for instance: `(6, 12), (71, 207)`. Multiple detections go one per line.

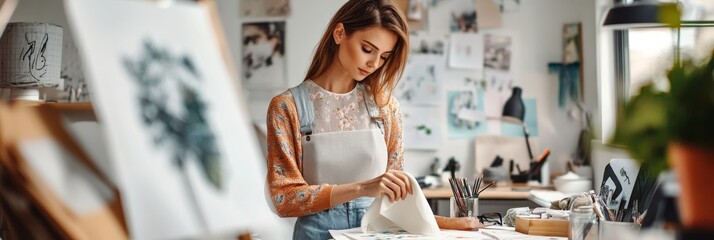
(549, 63), (580, 108)
(450, 0), (477, 33)
(447, 89), (488, 139)
(66, 0), (274, 239)
(239, 0), (290, 18)
(407, 0), (424, 20)
(395, 57), (442, 106)
(477, 0), (502, 29)
(242, 21), (286, 89)
(501, 98), (539, 137)
(402, 106), (442, 150)
(496, 0), (521, 13)
(409, 33), (448, 58)
(448, 33), (483, 70)
(484, 33), (512, 72)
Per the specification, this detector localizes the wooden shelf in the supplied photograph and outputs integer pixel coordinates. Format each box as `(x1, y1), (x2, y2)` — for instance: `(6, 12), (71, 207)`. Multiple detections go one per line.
(44, 102), (94, 112)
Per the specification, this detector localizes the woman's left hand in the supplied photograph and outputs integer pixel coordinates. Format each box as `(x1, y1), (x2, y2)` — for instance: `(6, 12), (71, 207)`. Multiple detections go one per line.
(434, 215), (484, 231)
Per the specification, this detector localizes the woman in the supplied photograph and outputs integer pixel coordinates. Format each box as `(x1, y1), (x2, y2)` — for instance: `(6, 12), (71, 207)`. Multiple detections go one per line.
(266, 1), (482, 239)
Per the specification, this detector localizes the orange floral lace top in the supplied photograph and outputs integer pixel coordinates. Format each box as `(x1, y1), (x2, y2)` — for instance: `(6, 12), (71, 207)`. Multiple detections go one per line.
(265, 84), (404, 218)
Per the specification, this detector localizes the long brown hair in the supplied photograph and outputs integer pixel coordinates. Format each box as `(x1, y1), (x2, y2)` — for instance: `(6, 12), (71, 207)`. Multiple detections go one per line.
(304, 0), (409, 108)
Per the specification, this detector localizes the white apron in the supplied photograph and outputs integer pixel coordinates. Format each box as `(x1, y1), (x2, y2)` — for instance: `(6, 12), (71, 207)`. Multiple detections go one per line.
(289, 82), (388, 185)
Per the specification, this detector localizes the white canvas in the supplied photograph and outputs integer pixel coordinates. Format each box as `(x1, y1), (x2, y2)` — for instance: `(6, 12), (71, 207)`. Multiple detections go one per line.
(65, 0), (272, 239)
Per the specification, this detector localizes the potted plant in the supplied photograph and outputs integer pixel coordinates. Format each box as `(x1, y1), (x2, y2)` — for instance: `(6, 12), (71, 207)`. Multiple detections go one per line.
(611, 50), (714, 231)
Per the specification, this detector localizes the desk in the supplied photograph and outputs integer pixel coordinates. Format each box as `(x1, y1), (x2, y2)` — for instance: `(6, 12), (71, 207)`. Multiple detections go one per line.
(329, 226), (567, 240)
(422, 185), (564, 216)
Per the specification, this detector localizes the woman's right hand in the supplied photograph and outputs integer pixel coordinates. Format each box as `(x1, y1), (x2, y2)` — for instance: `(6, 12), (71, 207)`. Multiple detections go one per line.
(359, 170), (413, 202)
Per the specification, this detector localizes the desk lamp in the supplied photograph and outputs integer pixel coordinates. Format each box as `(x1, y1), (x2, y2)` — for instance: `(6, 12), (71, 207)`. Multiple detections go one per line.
(502, 87), (534, 161)
(602, 1), (680, 29)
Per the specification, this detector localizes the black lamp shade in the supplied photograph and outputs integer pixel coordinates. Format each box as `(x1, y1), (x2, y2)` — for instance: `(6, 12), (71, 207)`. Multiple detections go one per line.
(502, 87), (525, 124)
(602, 2), (681, 29)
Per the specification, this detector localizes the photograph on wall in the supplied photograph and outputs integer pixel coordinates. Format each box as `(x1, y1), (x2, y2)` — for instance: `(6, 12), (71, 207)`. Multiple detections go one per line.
(449, 0), (477, 33)
(448, 33), (483, 70)
(239, 0), (290, 18)
(242, 21), (286, 90)
(66, 0), (273, 239)
(447, 89), (488, 139)
(484, 33), (512, 71)
(402, 106), (442, 150)
(395, 57), (442, 106)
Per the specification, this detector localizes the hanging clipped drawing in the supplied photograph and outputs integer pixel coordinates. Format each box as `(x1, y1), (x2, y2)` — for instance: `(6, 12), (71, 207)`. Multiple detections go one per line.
(242, 21), (286, 90)
(549, 62), (580, 108)
(239, 0), (290, 18)
(66, 0), (273, 239)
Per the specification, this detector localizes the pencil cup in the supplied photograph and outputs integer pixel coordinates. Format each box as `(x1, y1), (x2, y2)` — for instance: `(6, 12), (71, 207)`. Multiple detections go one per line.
(449, 197), (478, 218)
(598, 220), (639, 240)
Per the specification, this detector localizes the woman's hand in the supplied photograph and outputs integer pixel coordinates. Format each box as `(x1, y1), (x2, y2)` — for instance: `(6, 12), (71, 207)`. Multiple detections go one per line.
(359, 170), (413, 202)
(435, 216), (484, 231)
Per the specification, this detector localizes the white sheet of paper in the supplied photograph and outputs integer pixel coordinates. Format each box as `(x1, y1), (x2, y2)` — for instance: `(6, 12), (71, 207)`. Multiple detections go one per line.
(361, 173), (440, 236)
(330, 227), (489, 240)
(66, 0), (274, 238)
(448, 33), (484, 70)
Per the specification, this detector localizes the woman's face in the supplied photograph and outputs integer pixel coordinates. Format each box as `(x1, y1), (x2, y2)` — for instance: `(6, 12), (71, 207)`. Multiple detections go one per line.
(334, 25), (398, 81)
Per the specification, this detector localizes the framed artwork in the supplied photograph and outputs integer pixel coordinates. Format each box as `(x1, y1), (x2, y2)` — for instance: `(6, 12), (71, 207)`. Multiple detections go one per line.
(242, 21), (286, 90)
(66, 0), (272, 239)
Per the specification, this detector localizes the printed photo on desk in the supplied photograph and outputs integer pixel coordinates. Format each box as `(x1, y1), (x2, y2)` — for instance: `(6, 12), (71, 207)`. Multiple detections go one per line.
(66, 0), (272, 239)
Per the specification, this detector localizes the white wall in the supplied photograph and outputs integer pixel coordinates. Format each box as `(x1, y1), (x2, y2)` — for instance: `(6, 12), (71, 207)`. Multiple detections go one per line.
(216, 0), (600, 183)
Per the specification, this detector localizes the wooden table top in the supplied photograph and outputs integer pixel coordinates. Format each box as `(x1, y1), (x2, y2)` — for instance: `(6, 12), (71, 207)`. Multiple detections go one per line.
(422, 184), (554, 200)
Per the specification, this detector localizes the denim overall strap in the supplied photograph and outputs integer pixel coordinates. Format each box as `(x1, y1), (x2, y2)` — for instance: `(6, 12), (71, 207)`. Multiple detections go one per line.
(289, 82), (314, 136)
(362, 87), (384, 135)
